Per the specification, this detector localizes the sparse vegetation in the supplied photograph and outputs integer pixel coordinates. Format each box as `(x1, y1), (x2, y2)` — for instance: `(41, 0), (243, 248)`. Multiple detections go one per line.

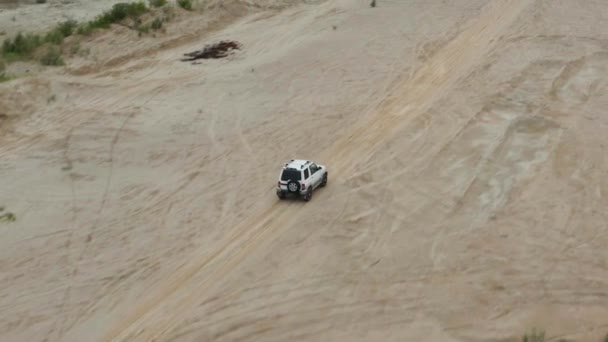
(88, 1), (149, 29)
(1, 20), (76, 61)
(40, 46), (64, 66)
(76, 23), (94, 36)
(149, 0), (167, 8)
(0, 213), (16, 222)
(47, 94), (56, 103)
(177, 0), (193, 10)
(0, 73), (12, 83)
(36, 0), (47, 3)
(2, 32), (42, 60)
(1, 0), (171, 67)
(137, 24), (150, 36)
(151, 17), (164, 30)
(522, 328), (545, 342)
(45, 20), (78, 44)
(604, 333), (608, 342)
(0, 207), (16, 223)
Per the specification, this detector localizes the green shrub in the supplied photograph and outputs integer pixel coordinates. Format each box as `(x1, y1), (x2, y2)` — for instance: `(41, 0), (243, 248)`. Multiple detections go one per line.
(177, 0), (192, 10)
(0, 73), (12, 83)
(0, 212), (16, 222)
(57, 20), (78, 37)
(2, 32), (42, 57)
(137, 24), (150, 35)
(77, 23), (94, 36)
(44, 20), (77, 44)
(44, 30), (64, 44)
(40, 46), (64, 66)
(0, 64), (8, 83)
(149, 0), (167, 7)
(89, 1), (149, 29)
(522, 328), (545, 342)
(151, 17), (163, 30)
(36, 0), (47, 3)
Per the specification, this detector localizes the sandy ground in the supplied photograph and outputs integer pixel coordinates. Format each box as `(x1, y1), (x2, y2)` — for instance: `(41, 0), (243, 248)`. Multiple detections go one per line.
(1, 0), (608, 341)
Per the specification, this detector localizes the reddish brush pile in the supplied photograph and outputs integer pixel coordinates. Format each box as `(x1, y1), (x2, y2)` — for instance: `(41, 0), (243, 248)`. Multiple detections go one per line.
(181, 40), (241, 61)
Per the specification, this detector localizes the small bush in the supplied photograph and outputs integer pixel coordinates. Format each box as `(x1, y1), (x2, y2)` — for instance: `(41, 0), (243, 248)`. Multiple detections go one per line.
(58, 20), (78, 37)
(137, 24), (150, 35)
(522, 329), (545, 342)
(2, 32), (42, 58)
(0, 73), (12, 83)
(36, 0), (47, 3)
(44, 30), (64, 45)
(40, 46), (64, 66)
(149, 0), (167, 7)
(77, 23), (94, 36)
(0, 207), (16, 222)
(0, 212), (16, 222)
(177, 0), (192, 10)
(43, 20), (77, 45)
(151, 17), (163, 30)
(89, 1), (149, 29)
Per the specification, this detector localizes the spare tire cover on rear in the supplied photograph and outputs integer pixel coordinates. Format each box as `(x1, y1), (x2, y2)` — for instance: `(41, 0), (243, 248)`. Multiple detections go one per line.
(287, 180), (300, 193)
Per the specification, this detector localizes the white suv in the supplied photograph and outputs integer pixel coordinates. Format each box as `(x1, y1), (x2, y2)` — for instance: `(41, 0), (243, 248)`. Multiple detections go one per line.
(276, 159), (328, 201)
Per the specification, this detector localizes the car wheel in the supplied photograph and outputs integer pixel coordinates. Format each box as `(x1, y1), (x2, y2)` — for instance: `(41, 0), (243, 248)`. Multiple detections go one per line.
(287, 180), (300, 194)
(321, 173), (327, 187)
(303, 188), (312, 201)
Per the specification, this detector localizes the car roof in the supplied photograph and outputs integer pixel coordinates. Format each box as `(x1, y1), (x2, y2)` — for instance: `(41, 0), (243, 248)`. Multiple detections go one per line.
(284, 159), (311, 170)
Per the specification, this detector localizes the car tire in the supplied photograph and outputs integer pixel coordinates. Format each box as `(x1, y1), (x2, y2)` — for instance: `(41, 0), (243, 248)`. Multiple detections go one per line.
(303, 188), (312, 201)
(320, 173), (327, 187)
(287, 180), (300, 194)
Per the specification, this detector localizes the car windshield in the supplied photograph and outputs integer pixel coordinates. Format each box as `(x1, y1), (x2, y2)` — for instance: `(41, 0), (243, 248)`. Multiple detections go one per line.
(281, 169), (301, 181)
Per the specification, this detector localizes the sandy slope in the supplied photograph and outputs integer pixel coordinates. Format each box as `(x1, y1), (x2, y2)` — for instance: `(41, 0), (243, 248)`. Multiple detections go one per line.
(0, 0), (142, 36)
(1, 0), (608, 341)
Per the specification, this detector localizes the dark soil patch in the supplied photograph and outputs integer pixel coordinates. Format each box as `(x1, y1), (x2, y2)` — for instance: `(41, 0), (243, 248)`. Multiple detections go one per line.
(181, 40), (241, 61)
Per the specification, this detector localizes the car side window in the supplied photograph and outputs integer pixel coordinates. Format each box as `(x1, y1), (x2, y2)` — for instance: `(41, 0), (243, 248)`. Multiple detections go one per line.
(310, 163), (317, 174)
(304, 168), (309, 179)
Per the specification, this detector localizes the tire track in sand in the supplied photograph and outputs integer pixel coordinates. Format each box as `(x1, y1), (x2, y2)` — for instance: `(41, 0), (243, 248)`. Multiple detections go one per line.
(101, 1), (532, 341)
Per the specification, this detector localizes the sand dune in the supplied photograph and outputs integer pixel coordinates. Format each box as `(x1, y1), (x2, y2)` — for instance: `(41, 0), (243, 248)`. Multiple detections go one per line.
(1, 0), (608, 341)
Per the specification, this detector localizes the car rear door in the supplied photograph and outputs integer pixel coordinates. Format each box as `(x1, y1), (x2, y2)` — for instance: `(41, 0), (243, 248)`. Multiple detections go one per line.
(280, 169), (301, 190)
